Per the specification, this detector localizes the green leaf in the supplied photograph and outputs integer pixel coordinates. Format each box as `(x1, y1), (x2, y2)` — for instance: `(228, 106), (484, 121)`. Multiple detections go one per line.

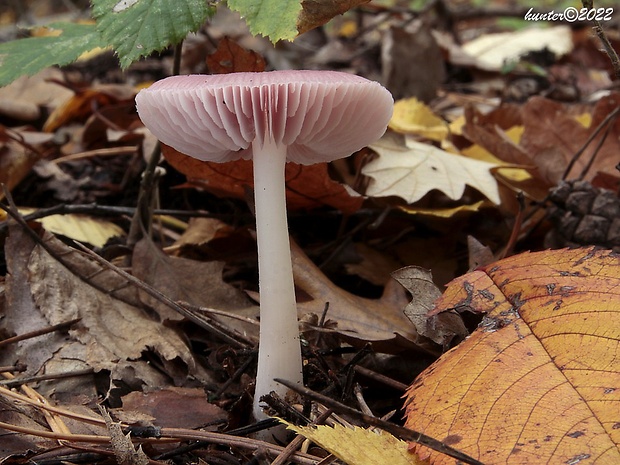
(227, 0), (301, 42)
(0, 23), (104, 87)
(92, 0), (213, 69)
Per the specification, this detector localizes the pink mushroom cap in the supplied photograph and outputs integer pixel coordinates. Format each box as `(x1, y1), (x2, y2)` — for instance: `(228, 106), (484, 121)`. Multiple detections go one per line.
(135, 70), (394, 164)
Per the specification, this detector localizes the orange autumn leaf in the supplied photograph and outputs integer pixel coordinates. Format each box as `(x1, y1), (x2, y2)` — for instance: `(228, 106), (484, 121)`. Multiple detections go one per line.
(163, 144), (363, 214)
(404, 247), (620, 464)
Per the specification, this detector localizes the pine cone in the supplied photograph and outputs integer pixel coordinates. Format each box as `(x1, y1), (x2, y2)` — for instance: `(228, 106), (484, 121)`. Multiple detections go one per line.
(545, 180), (620, 251)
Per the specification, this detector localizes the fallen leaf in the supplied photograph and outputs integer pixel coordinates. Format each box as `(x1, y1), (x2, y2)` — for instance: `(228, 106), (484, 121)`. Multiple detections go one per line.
(462, 26), (573, 71)
(285, 421), (424, 465)
(520, 94), (620, 183)
(23, 231), (207, 391)
(462, 93), (620, 185)
(100, 406), (149, 465)
(392, 266), (467, 349)
(292, 241), (420, 353)
(43, 83), (136, 132)
(398, 201), (487, 218)
(163, 144), (364, 214)
(0, 128), (46, 201)
(19, 209), (125, 247)
(389, 97), (449, 142)
(121, 387), (227, 429)
(365, 135), (500, 204)
(132, 236), (252, 322)
(404, 247), (620, 464)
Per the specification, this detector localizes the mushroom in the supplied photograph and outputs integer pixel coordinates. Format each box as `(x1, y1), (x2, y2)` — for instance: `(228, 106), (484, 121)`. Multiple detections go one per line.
(135, 70), (393, 420)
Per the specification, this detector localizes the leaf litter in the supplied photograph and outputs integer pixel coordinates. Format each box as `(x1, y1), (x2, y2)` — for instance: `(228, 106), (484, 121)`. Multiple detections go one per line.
(1, 1), (620, 463)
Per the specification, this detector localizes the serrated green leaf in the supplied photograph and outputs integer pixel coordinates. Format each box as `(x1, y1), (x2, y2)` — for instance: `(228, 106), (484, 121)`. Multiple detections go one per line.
(227, 0), (301, 42)
(0, 23), (103, 87)
(92, 0), (213, 69)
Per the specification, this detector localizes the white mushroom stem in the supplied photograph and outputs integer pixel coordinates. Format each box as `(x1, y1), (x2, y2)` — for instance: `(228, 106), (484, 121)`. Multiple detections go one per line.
(251, 137), (304, 420)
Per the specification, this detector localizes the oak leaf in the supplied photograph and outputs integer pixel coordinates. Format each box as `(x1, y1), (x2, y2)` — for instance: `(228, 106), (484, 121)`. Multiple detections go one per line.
(404, 247), (620, 464)
(365, 136), (500, 204)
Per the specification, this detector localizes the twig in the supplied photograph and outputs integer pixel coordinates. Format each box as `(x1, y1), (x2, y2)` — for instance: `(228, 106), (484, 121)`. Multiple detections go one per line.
(0, 318), (81, 348)
(352, 365), (408, 392)
(582, 0), (620, 79)
(0, 368), (95, 388)
(353, 383), (374, 417)
(0, 364), (27, 374)
(275, 378), (485, 465)
(52, 146), (137, 164)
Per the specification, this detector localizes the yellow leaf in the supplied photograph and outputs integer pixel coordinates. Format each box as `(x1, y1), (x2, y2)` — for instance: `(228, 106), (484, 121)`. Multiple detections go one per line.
(461, 142), (531, 183)
(365, 136), (500, 204)
(404, 247), (620, 464)
(285, 421), (426, 465)
(389, 98), (449, 142)
(20, 209), (124, 247)
(398, 200), (487, 218)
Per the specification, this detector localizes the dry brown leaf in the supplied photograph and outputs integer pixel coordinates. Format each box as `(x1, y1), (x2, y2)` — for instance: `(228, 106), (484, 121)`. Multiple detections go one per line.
(0, 128), (46, 201)
(44, 83), (136, 132)
(1, 225), (69, 380)
(0, 68), (73, 121)
(120, 387), (228, 429)
(462, 93), (620, 185)
(520, 93), (620, 183)
(100, 406), (149, 465)
(19, 231), (208, 392)
(391, 266), (467, 349)
(292, 242), (419, 352)
(404, 247), (620, 464)
(0, 395), (57, 458)
(163, 144), (364, 214)
(132, 236), (252, 322)
(365, 135), (500, 204)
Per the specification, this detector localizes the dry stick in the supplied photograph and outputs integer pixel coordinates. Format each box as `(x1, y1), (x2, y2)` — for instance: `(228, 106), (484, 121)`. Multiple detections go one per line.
(275, 378), (485, 465)
(0, 364), (26, 374)
(159, 428), (322, 465)
(582, 0), (620, 79)
(353, 383), (374, 417)
(52, 146), (137, 164)
(0, 368), (95, 388)
(0, 389), (321, 465)
(0, 318), (81, 348)
(577, 111), (617, 180)
(0, 384), (107, 426)
(352, 365), (408, 392)
(126, 40), (184, 249)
